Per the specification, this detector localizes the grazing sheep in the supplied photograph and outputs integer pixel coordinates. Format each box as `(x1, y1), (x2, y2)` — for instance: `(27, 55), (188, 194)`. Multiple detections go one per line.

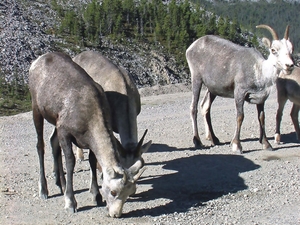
(29, 52), (144, 218)
(73, 51), (151, 168)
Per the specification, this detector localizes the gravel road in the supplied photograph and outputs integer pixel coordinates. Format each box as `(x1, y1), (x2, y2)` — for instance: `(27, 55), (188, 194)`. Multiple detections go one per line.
(1, 85), (300, 225)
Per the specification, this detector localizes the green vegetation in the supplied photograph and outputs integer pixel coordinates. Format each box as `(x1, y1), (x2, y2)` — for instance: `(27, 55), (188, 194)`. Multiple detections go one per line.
(0, 69), (31, 116)
(191, 0), (300, 53)
(54, 0), (251, 64)
(4, 0), (297, 116)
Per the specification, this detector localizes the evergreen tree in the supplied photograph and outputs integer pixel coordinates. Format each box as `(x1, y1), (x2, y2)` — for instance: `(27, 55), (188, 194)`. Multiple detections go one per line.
(123, 0), (135, 25)
(207, 14), (217, 35)
(83, 0), (98, 42)
(54, 0), (248, 63)
(218, 17), (230, 38)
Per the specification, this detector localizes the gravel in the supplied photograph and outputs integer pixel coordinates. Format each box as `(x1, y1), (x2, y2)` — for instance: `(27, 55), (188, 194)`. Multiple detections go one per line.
(0, 85), (300, 225)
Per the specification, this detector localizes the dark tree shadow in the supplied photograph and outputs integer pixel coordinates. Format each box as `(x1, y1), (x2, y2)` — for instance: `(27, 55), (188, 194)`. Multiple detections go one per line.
(123, 143), (260, 217)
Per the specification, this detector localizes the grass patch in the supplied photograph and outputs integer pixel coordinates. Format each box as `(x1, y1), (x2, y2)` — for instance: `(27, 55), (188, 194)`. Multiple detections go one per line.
(0, 98), (32, 116)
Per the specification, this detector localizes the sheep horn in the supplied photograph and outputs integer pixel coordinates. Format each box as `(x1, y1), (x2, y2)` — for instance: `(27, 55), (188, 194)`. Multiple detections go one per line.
(256, 24), (279, 40)
(133, 167), (146, 182)
(128, 158), (144, 176)
(122, 170), (127, 184)
(284, 25), (290, 40)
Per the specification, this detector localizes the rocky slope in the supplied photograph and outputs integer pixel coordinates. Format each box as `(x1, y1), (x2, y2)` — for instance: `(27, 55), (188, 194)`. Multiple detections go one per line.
(0, 0), (56, 83)
(0, 0), (189, 89)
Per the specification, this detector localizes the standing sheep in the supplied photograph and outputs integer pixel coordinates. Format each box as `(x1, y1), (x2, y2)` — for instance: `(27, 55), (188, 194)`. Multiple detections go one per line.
(275, 66), (300, 144)
(186, 25), (294, 153)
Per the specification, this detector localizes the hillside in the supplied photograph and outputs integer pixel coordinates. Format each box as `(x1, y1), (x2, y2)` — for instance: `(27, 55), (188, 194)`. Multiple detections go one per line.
(0, 0), (190, 115)
(0, 0), (191, 88)
(0, 0), (299, 116)
(192, 0), (300, 52)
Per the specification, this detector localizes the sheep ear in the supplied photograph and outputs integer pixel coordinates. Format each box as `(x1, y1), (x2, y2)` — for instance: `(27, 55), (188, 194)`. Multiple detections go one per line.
(262, 37), (271, 48)
(141, 140), (152, 154)
(134, 140), (152, 158)
(134, 130), (151, 157)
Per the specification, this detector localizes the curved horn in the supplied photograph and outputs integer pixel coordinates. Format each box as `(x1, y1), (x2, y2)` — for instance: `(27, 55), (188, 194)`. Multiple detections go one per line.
(133, 167), (146, 182)
(256, 24), (278, 40)
(284, 25), (290, 40)
(127, 158), (144, 176)
(122, 170), (127, 184)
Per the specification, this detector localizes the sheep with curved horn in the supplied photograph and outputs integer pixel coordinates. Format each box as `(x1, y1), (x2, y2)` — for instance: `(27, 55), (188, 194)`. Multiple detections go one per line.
(186, 24), (294, 153)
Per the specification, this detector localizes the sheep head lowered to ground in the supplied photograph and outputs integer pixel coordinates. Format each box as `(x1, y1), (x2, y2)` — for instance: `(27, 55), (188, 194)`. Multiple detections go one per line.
(275, 66), (300, 144)
(73, 51), (151, 168)
(186, 24), (294, 153)
(29, 52), (144, 218)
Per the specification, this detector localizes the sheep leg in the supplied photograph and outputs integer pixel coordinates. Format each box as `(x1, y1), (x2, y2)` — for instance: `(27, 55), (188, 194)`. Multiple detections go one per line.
(190, 80), (203, 149)
(231, 98), (244, 153)
(290, 104), (300, 141)
(50, 128), (66, 194)
(57, 130), (77, 213)
(88, 150), (103, 206)
(275, 97), (287, 144)
(257, 103), (273, 150)
(76, 147), (84, 161)
(200, 90), (220, 146)
(32, 108), (48, 199)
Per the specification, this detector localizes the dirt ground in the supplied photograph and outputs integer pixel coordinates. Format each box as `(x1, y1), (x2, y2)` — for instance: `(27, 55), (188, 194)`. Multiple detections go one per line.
(1, 84), (300, 225)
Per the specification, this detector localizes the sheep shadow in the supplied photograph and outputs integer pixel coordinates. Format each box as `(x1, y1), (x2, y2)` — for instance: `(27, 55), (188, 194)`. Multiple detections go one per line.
(123, 143), (260, 217)
(279, 132), (299, 144)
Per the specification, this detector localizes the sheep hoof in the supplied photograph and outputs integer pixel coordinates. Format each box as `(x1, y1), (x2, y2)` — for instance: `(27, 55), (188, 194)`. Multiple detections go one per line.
(39, 192), (48, 200)
(64, 198), (77, 213)
(274, 133), (281, 144)
(263, 143), (273, 151)
(39, 188), (48, 200)
(65, 206), (77, 213)
(231, 142), (243, 154)
(193, 137), (203, 149)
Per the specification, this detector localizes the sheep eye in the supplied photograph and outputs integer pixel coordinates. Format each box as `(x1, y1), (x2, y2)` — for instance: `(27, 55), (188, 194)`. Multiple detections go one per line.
(111, 191), (117, 197)
(271, 48), (277, 55)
